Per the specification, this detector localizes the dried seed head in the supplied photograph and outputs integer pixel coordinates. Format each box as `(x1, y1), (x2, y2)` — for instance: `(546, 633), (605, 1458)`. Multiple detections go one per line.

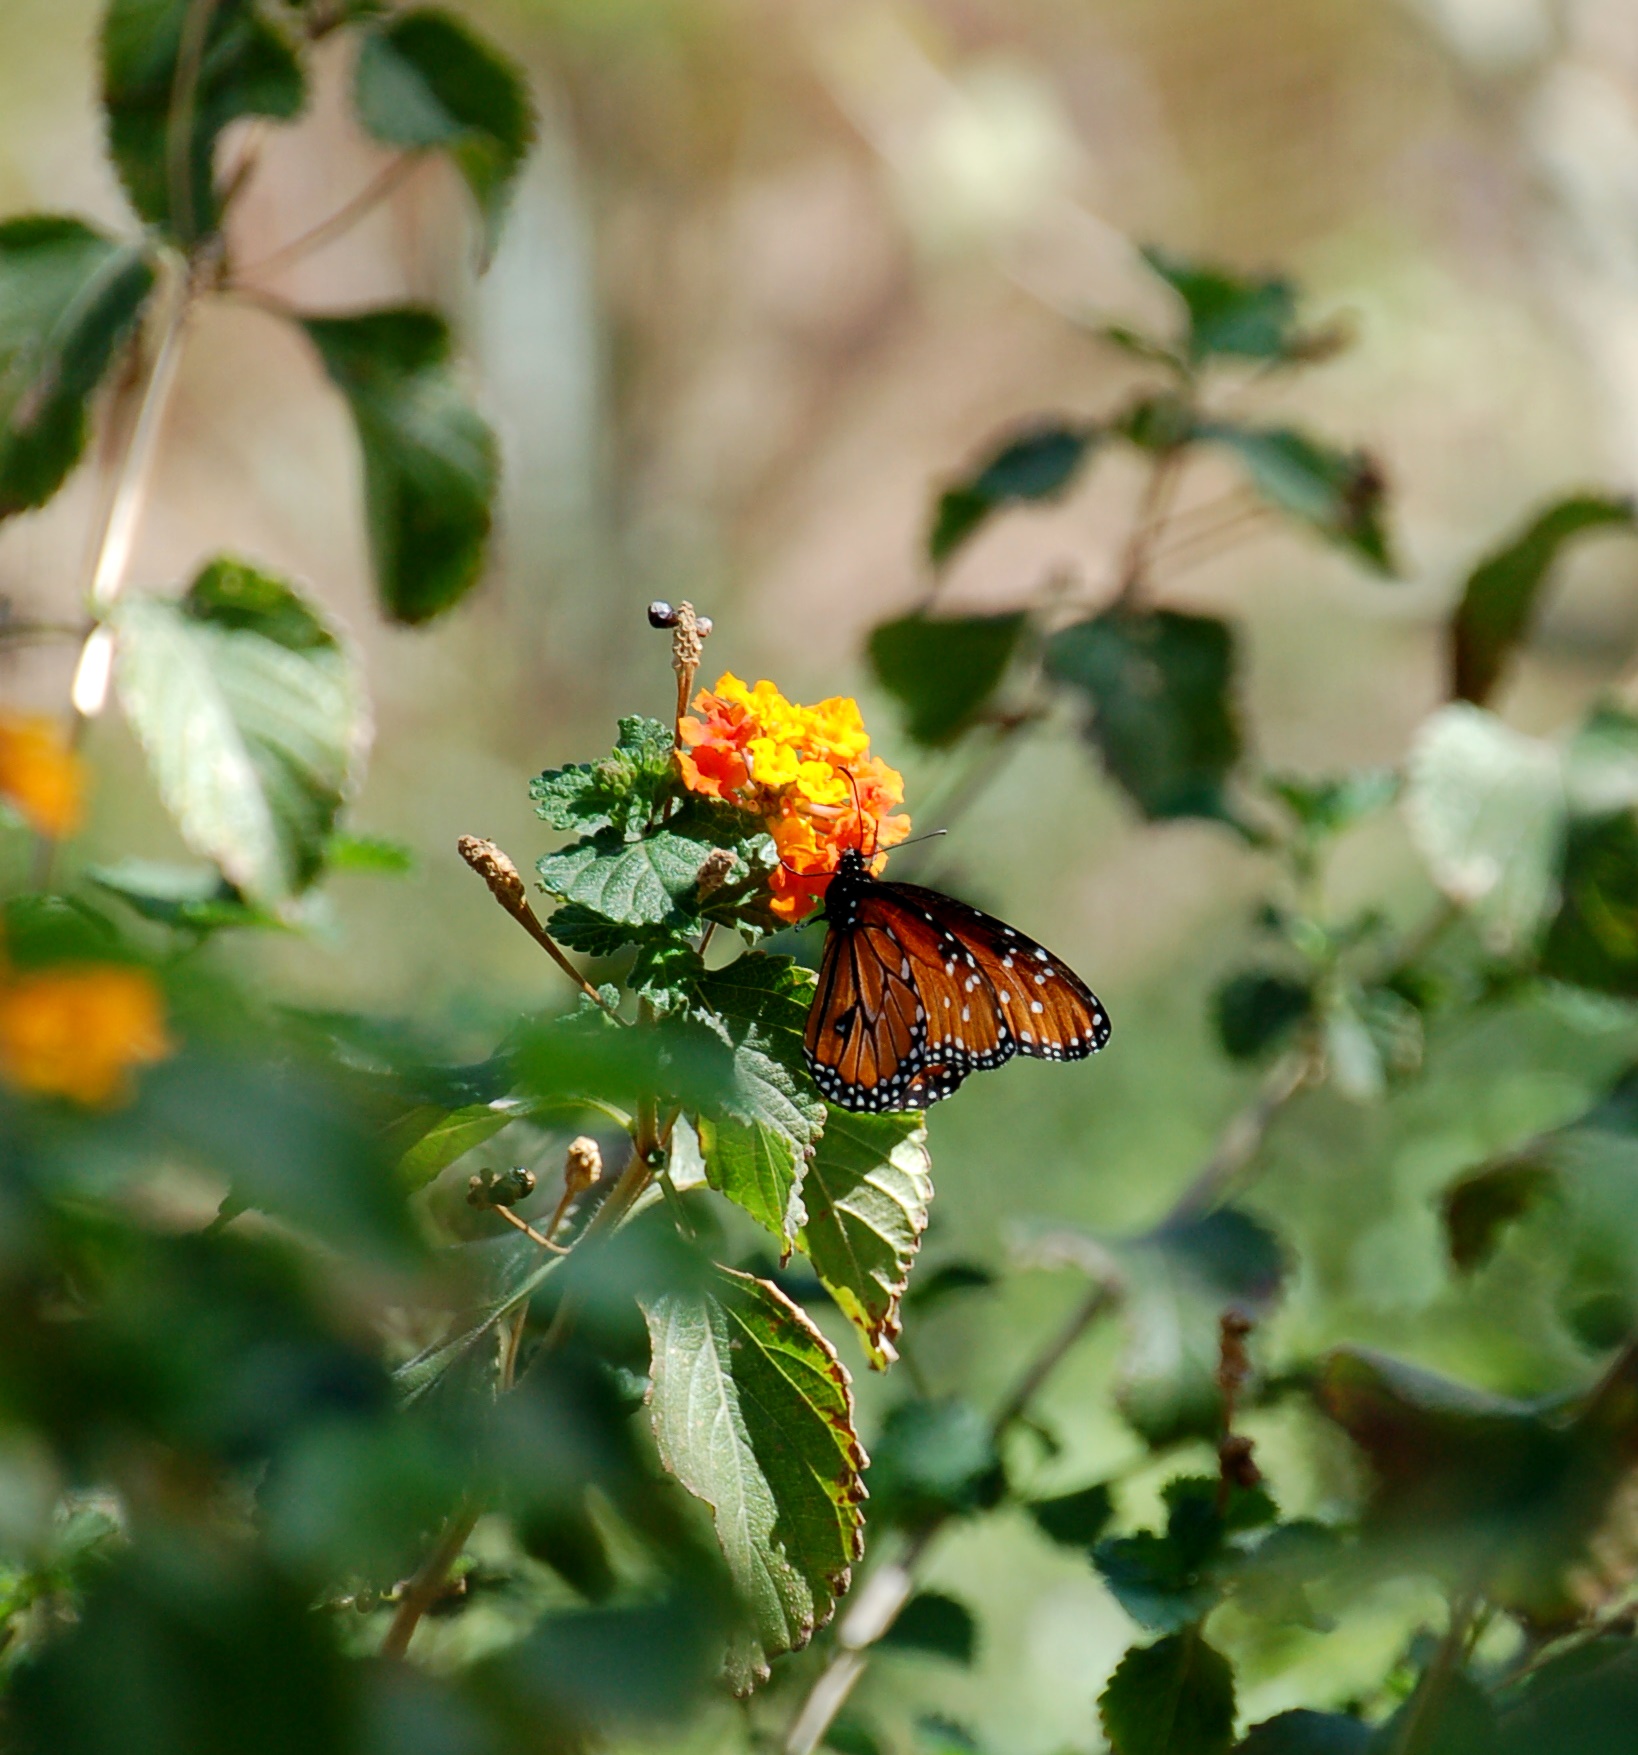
(564, 1135), (603, 1194)
(458, 835), (525, 910)
(670, 600), (708, 674)
(695, 847), (736, 898)
(1219, 1433), (1262, 1491)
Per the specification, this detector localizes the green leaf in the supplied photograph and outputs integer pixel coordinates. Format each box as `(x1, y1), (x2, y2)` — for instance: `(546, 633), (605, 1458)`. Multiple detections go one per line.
(1047, 608), (1242, 822)
(644, 1266), (866, 1694)
(301, 309), (498, 624)
(325, 832), (413, 875)
(916, 1720), (985, 1755)
(101, 0), (306, 242)
(1099, 1630), (1238, 1755)
(1452, 496), (1635, 705)
(1236, 1712), (1369, 1754)
(1026, 1481), (1114, 1549)
(1371, 1672), (1497, 1755)
(1144, 249), (1299, 363)
(1214, 970), (1313, 1062)
(394, 1097), (533, 1190)
(1267, 770), (1399, 837)
(902, 1260), (995, 1312)
(1542, 811), (1638, 995)
(1441, 1156), (1559, 1273)
(1404, 704), (1565, 954)
(353, 6), (536, 257)
(1112, 1209), (1286, 1447)
(531, 716), (676, 835)
(0, 217), (154, 518)
(929, 423), (1100, 564)
(112, 558), (366, 907)
(867, 1397), (1003, 1529)
(1496, 1637), (1638, 1755)
(879, 1591), (977, 1665)
(798, 1111), (932, 1369)
(1203, 423), (1392, 573)
(538, 830), (720, 927)
(868, 611), (1029, 746)
(85, 858), (274, 934)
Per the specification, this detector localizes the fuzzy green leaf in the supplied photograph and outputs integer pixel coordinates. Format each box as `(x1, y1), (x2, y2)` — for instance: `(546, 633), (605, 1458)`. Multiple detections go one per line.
(0, 217), (154, 517)
(302, 309), (498, 624)
(929, 423), (1100, 564)
(869, 611), (1029, 746)
(531, 716), (676, 835)
(101, 0), (306, 242)
(1204, 423), (1391, 573)
(538, 831), (720, 928)
(1144, 250), (1299, 364)
(644, 1266), (866, 1694)
(112, 558), (366, 906)
(353, 6), (536, 256)
(799, 1111), (931, 1368)
(1100, 1630), (1238, 1755)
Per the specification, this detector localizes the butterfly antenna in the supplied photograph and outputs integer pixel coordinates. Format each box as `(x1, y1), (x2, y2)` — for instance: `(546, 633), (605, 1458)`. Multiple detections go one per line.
(894, 828), (949, 851)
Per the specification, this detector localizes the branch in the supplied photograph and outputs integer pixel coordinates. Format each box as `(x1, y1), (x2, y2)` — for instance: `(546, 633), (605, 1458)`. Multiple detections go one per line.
(379, 1501), (480, 1660)
(232, 153), (421, 283)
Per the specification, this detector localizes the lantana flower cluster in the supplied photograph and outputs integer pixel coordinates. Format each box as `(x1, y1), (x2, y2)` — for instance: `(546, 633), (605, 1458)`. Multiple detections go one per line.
(678, 673), (910, 922)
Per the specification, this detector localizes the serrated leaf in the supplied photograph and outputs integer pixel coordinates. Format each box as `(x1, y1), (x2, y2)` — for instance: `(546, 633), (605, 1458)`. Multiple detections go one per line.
(1099, 1630), (1237, 1755)
(1452, 496), (1635, 705)
(353, 6), (536, 257)
(101, 0), (306, 241)
(879, 1590), (976, 1665)
(112, 558), (366, 906)
(0, 217), (154, 518)
(697, 1115), (808, 1247)
(1047, 608), (1242, 822)
(1404, 704), (1565, 953)
(538, 830), (718, 927)
(1144, 249), (1299, 364)
(799, 1111), (932, 1368)
(1026, 1481), (1114, 1549)
(644, 1266), (866, 1694)
(1235, 1712), (1369, 1754)
(868, 611), (1029, 746)
(1204, 423), (1391, 573)
(531, 716), (676, 835)
(929, 422), (1100, 564)
(302, 309), (497, 624)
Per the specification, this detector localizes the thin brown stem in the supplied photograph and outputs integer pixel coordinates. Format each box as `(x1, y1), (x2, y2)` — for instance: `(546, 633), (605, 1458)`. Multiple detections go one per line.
(491, 1205), (570, 1255)
(380, 1503), (481, 1660)
(1112, 445), (1188, 609)
(233, 153), (421, 283)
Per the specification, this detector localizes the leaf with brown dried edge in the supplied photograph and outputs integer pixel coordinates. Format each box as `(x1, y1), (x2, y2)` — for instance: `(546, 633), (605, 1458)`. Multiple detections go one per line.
(644, 1266), (867, 1693)
(800, 1110), (932, 1369)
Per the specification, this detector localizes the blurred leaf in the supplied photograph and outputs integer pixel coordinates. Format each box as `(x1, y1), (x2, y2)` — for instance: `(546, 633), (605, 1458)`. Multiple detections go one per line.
(879, 1590), (977, 1665)
(799, 1110), (931, 1368)
(929, 422), (1100, 564)
(1542, 812), (1638, 996)
(532, 716), (676, 836)
(1441, 1156), (1559, 1274)
(1404, 704), (1564, 954)
(1204, 424), (1392, 573)
(1144, 250), (1299, 363)
(302, 309), (498, 624)
(1322, 985), (1423, 1103)
(0, 892), (125, 968)
(869, 611), (1030, 746)
(1113, 1209), (1286, 1448)
(1215, 970), (1313, 1062)
(1370, 1671), (1497, 1755)
(112, 559), (366, 907)
(1451, 496), (1635, 705)
(691, 956), (827, 1247)
(1099, 1629), (1237, 1755)
(1116, 391), (1198, 452)
(86, 859), (274, 934)
(916, 1720), (985, 1755)
(7, 1537), (353, 1755)
(825, 1722), (887, 1755)
(1495, 1636), (1638, 1754)
(1236, 1712), (1370, 1754)
(353, 6), (535, 256)
(867, 1397), (1003, 1529)
(1026, 1481), (1114, 1549)
(325, 832), (414, 875)
(101, 0), (306, 241)
(0, 217), (154, 517)
(1046, 608), (1242, 822)
(644, 1266), (866, 1694)
(1228, 1519), (1344, 1630)
(1267, 770), (1399, 837)
(1562, 704), (1638, 817)
(902, 1260), (995, 1312)
(538, 829), (720, 928)
(394, 1096), (534, 1190)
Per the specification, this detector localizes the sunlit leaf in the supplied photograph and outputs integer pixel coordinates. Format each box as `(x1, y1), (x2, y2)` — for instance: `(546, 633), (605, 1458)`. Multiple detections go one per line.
(538, 830), (719, 927)
(1451, 496), (1635, 706)
(531, 716), (676, 835)
(929, 422), (1100, 564)
(353, 6), (536, 256)
(644, 1267), (866, 1694)
(101, 0), (306, 242)
(868, 611), (1029, 746)
(1046, 608), (1242, 822)
(302, 309), (498, 624)
(1099, 1630), (1237, 1755)
(0, 217), (154, 517)
(799, 1111), (931, 1368)
(112, 558), (367, 907)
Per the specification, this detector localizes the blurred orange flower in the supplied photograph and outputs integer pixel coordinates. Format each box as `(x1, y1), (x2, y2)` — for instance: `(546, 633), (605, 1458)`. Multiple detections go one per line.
(0, 713), (85, 839)
(0, 964), (174, 1107)
(679, 673), (909, 922)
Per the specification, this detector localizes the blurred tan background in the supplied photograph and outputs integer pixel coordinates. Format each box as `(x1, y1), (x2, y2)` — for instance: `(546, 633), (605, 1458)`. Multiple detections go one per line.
(8, 1), (1638, 1745)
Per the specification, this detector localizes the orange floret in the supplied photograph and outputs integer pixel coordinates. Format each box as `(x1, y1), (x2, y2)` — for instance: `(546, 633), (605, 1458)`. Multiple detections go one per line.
(0, 713), (85, 839)
(0, 964), (174, 1107)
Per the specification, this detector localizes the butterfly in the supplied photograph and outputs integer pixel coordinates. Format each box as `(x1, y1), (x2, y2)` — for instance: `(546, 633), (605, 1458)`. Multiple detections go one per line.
(803, 845), (1111, 1112)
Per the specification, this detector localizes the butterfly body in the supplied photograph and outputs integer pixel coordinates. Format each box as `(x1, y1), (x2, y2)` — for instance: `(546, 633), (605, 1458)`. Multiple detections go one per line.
(804, 848), (1110, 1112)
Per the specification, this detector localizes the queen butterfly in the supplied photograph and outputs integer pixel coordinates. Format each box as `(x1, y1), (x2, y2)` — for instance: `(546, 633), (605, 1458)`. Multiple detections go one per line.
(802, 846), (1110, 1112)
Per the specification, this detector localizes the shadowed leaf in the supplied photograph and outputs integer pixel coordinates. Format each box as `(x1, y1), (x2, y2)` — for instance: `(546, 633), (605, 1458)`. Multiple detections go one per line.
(879, 1590), (976, 1665)
(869, 611), (1029, 746)
(1099, 1630), (1237, 1755)
(929, 423), (1100, 564)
